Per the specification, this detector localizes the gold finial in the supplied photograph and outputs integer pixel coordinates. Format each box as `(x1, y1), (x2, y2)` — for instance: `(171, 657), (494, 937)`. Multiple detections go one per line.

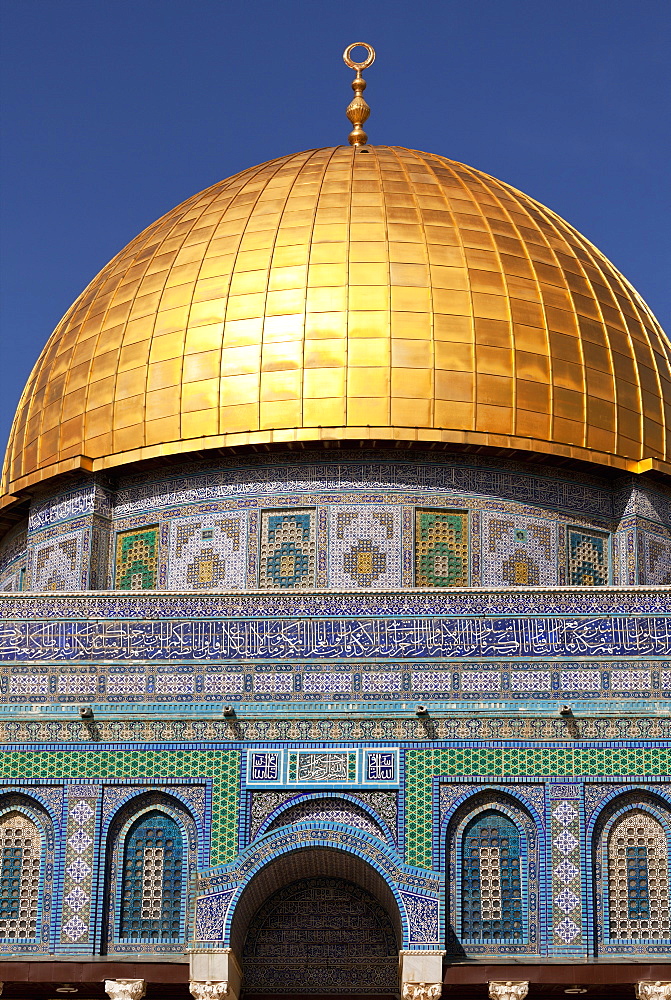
(343, 42), (376, 146)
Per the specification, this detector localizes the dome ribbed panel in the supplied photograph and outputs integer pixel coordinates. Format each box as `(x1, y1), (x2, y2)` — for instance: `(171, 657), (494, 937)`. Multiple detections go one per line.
(3, 145), (670, 495)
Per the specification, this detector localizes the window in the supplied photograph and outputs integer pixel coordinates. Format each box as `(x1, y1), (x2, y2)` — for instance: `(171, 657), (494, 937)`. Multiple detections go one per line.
(259, 510), (316, 589)
(119, 811), (183, 942)
(461, 810), (523, 943)
(607, 809), (670, 941)
(567, 528), (609, 586)
(0, 811), (40, 940)
(415, 509), (468, 587)
(115, 527), (159, 590)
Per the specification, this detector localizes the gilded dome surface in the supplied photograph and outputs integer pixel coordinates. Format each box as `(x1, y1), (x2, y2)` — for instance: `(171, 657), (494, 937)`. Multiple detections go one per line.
(4, 145), (670, 496)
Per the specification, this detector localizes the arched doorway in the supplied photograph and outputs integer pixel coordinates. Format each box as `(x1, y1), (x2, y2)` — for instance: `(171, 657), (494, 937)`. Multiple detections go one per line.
(230, 846), (401, 996)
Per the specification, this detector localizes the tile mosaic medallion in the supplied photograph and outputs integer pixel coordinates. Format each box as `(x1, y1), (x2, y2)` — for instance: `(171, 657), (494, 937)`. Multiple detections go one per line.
(259, 510), (316, 589)
(567, 528), (609, 586)
(115, 527), (159, 590)
(414, 510), (468, 587)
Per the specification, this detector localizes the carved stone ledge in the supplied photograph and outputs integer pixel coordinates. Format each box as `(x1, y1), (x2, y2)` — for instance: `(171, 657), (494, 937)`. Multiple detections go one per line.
(104, 981), (146, 1000)
(189, 984), (229, 1000)
(402, 983), (443, 1000)
(488, 984), (529, 1000)
(636, 984), (671, 1000)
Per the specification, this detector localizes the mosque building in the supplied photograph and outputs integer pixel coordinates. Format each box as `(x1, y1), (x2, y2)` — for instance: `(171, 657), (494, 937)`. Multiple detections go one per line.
(0, 42), (670, 1000)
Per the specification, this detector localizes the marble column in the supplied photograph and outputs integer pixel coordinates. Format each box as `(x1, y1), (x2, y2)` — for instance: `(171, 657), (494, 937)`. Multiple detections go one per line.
(636, 985), (671, 1000)
(401, 984), (442, 1000)
(399, 949), (445, 1000)
(190, 948), (242, 1000)
(488, 984), (529, 1000)
(104, 981), (146, 1000)
(189, 984), (229, 1000)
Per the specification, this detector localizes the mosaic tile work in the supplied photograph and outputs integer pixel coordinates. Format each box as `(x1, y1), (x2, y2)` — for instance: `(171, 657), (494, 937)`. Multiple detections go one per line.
(2, 662), (670, 706)
(461, 810), (522, 943)
(113, 451), (615, 521)
(568, 528), (609, 586)
(28, 481), (112, 532)
(242, 877), (398, 994)
(106, 791), (199, 954)
(0, 527), (27, 593)
(329, 506), (401, 589)
(60, 786), (100, 947)
(259, 510), (315, 589)
(415, 510), (468, 587)
(119, 811), (183, 943)
(549, 786), (582, 949)
(0, 794), (55, 954)
(0, 811), (40, 940)
(31, 530), (83, 591)
(482, 513), (558, 587)
(115, 527), (159, 590)
(16, 452), (671, 590)
(3, 608), (669, 663)
(249, 791), (398, 844)
(607, 809), (670, 941)
(167, 512), (247, 590)
(265, 798), (388, 842)
(0, 752), (239, 865)
(406, 748), (671, 869)
(643, 530), (671, 586)
(446, 790), (539, 955)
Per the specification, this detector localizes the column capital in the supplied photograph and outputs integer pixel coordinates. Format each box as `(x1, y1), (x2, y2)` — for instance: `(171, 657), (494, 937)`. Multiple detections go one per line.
(402, 983), (442, 1000)
(636, 984), (671, 1000)
(189, 984), (229, 1000)
(104, 981), (146, 1000)
(488, 984), (529, 1000)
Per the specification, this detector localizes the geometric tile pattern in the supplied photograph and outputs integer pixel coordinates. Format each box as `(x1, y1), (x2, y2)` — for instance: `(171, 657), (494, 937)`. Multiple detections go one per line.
(415, 510), (468, 587)
(643, 530), (671, 585)
(60, 787), (100, 946)
(607, 809), (670, 941)
(549, 787), (582, 948)
(265, 798), (387, 841)
(482, 513), (557, 586)
(31, 530), (82, 591)
(167, 513), (247, 590)
(329, 506), (401, 588)
(567, 528), (609, 586)
(259, 510), (315, 589)
(115, 527), (159, 590)
(461, 810), (523, 942)
(405, 749), (671, 869)
(0, 751), (240, 865)
(119, 811), (183, 943)
(0, 811), (40, 940)
(2, 658), (669, 706)
(242, 877), (398, 994)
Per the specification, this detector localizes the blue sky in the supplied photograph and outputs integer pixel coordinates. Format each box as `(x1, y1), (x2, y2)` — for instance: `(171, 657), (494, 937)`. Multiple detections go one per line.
(1, 0), (669, 454)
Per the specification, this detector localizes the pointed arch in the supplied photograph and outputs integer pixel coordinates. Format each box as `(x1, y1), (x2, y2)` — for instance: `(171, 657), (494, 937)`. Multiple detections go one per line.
(0, 793), (55, 953)
(102, 791), (198, 955)
(228, 843), (403, 995)
(255, 792), (394, 846)
(445, 790), (542, 956)
(592, 791), (671, 954)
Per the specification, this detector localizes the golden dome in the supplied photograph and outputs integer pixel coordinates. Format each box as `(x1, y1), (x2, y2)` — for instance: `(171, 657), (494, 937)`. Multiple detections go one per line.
(4, 144), (671, 498)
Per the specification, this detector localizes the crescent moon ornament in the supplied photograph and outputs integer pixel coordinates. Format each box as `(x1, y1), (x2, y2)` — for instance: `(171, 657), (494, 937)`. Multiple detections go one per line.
(343, 42), (376, 146)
